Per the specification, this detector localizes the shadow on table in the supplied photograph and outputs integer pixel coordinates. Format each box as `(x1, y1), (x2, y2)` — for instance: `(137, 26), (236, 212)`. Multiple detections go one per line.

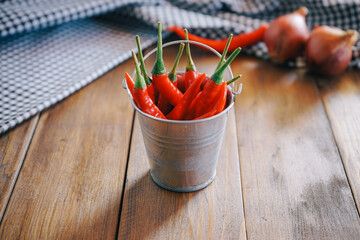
(238, 57), (322, 127)
(312, 69), (360, 95)
(117, 171), (199, 239)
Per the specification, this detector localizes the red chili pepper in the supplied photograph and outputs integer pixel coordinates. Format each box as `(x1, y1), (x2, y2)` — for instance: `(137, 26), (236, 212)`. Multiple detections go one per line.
(151, 22), (184, 106)
(185, 71), (197, 91)
(194, 80), (222, 118)
(184, 29), (198, 91)
(176, 73), (186, 93)
(184, 91), (202, 120)
(191, 82), (228, 120)
(157, 43), (184, 115)
(200, 75), (210, 90)
(190, 74), (241, 120)
(194, 47), (241, 118)
(157, 89), (172, 115)
(134, 88), (165, 119)
(166, 73), (205, 120)
(167, 24), (269, 52)
(124, 72), (135, 98)
(212, 81), (227, 113)
(147, 83), (156, 104)
(136, 35), (156, 102)
(131, 51), (166, 119)
(194, 109), (217, 120)
(176, 73), (185, 80)
(153, 73), (183, 106)
(193, 83), (227, 120)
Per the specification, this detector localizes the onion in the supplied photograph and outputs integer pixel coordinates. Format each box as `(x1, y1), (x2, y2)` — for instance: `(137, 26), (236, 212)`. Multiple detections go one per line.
(264, 6), (309, 62)
(306, 26), (359, 75)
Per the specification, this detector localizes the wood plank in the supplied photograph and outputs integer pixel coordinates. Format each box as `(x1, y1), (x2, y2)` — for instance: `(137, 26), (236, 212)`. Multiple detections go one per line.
(118, 110), (246, 240)
(0, 60), (135, 239)
(318, 71), (360, 211)
(234, 57), (360, 239)
(0, 116), (39, 221)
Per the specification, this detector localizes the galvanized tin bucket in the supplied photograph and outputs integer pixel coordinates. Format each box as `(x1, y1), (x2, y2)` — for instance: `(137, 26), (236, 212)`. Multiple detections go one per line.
(123, 40), (242, 192)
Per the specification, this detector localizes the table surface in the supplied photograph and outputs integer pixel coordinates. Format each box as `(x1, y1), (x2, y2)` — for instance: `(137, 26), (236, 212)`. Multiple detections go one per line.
(1, 44), (360, 239)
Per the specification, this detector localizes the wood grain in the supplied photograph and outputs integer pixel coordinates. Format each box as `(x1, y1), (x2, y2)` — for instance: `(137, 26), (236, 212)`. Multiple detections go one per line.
(118, 110), (246, 240)
(0, 116), (39, 222)
(0, 60), (135, 239)
(318, 71), (360, 211)
(234, 57), (360, 239)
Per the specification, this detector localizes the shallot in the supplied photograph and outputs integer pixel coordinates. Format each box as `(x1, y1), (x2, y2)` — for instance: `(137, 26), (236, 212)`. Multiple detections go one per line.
(264, 6), (309, 62)
(306, 26), (359, 75)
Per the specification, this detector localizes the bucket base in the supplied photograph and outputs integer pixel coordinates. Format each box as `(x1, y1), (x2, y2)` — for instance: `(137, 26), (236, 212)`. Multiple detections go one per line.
(150, 171), (216, 193)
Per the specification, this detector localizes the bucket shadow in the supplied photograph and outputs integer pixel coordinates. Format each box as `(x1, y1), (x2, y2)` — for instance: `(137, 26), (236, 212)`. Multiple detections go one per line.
(118, 171), (198, 240)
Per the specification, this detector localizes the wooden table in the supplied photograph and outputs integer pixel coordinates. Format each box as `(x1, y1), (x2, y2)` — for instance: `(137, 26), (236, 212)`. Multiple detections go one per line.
(1, 44), (360, 239)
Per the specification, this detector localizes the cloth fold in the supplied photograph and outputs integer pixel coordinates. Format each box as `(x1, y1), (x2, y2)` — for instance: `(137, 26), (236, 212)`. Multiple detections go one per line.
(1, 0), (360, 134)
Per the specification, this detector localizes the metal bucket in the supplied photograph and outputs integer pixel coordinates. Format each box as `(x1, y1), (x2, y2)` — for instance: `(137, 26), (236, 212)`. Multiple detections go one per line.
(123, 40), (242, 192)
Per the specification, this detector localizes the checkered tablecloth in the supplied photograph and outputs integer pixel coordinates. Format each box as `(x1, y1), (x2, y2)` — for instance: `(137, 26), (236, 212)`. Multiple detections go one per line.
(1, 0), (360, 134)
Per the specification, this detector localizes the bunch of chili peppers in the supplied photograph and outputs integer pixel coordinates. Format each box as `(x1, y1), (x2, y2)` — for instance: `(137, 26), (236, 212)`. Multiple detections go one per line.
(125, 22), (242, 120)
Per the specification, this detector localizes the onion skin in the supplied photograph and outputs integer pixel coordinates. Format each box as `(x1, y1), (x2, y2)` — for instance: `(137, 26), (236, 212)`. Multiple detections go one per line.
(265, 6), (309, 62)
(306, 26), (359, 76)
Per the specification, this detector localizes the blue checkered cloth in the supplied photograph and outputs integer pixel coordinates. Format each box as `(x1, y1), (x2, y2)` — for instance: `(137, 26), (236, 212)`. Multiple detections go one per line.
(1, 0), (360, 134)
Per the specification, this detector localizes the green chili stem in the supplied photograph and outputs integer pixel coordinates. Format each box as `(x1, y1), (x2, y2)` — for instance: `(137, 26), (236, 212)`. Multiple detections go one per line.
(185, 29), (196, 72)
(151, 22), (166, 75)
(226, 74), (242, 85)
(215, 34), (233, 72)
(168, 43), (185, 82)
(211, 47), (241, 85)
(132, 51), (147, 89)
(136, 35), (151, 85)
